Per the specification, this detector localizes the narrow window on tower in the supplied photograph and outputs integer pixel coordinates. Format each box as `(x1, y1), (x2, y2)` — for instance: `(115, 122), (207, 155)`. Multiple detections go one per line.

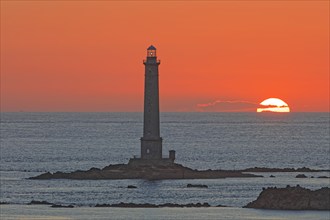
(147, 149), (150, 154)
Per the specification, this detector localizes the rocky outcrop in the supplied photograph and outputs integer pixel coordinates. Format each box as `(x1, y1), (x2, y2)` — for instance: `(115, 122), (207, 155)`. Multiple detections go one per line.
(318, 176), (330, 178)
(24, 201), (225, 208)
(51, 204), (74, 208)
(95, 202), (211, 208)
(28, 200), (53, 205)
(28, 200), (74, 208)
(30, 162), (262, 180)
(187, 184), (208, 188)
(296, 174), (307, 178)
(244, 186), (330, 210)
(241, 167), (329, 172)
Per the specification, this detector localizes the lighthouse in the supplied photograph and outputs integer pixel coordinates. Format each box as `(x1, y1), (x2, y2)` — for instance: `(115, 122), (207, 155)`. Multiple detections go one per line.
(129, 45), (175, 166)
(141, 45), (163, 160)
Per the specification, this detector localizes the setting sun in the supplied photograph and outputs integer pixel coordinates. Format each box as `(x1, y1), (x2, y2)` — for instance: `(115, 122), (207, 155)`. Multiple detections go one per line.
(257, 98), (290, 113)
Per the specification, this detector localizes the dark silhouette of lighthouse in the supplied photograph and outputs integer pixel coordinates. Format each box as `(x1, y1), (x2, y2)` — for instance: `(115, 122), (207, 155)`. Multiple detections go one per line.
(141, 45), (163, 159)
(129, 45), (175, 165)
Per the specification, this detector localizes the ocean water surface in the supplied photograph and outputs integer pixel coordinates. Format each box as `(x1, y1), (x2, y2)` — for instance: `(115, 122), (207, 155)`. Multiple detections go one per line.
(0, 112), (329, 219)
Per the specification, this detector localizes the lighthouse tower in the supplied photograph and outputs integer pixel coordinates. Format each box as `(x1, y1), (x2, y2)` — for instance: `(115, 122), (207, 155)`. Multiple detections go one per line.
(140, 45), (162, 160)
(129, 45), (175, 166)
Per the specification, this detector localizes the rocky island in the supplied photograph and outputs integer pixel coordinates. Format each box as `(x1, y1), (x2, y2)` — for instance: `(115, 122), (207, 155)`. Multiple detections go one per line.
(30, 161), (262, 180)
(244, 186), (330, 210)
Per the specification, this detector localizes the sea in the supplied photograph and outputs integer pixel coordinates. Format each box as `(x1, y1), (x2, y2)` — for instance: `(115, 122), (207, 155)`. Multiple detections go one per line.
(0, 112), (329, 219)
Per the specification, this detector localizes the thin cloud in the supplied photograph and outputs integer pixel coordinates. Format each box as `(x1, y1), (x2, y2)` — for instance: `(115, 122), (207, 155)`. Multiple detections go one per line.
(196, 100), (258, 112)
(257, 104), (289, 108)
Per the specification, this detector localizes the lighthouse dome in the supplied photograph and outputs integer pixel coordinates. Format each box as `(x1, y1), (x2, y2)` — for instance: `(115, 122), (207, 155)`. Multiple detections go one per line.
(147, 45), (156, 50)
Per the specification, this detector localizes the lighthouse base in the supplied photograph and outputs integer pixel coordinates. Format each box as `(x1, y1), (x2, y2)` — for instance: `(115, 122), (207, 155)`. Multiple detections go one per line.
(128, 158), (174, 167)
(140, 137), (163, 160)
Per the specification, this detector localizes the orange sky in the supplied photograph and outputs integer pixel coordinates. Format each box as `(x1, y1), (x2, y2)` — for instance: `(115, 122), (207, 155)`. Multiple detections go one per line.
(1, 1), (329, 112)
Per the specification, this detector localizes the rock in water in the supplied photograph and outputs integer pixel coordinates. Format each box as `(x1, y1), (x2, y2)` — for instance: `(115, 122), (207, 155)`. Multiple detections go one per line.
(187, 184), (208, 188)
(295, 174), (307, 178)
(51, 204), (74, 208)
(28, 200), (53, 205)
(244, 186), (330, 210)
(318, 176), (330, 179)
